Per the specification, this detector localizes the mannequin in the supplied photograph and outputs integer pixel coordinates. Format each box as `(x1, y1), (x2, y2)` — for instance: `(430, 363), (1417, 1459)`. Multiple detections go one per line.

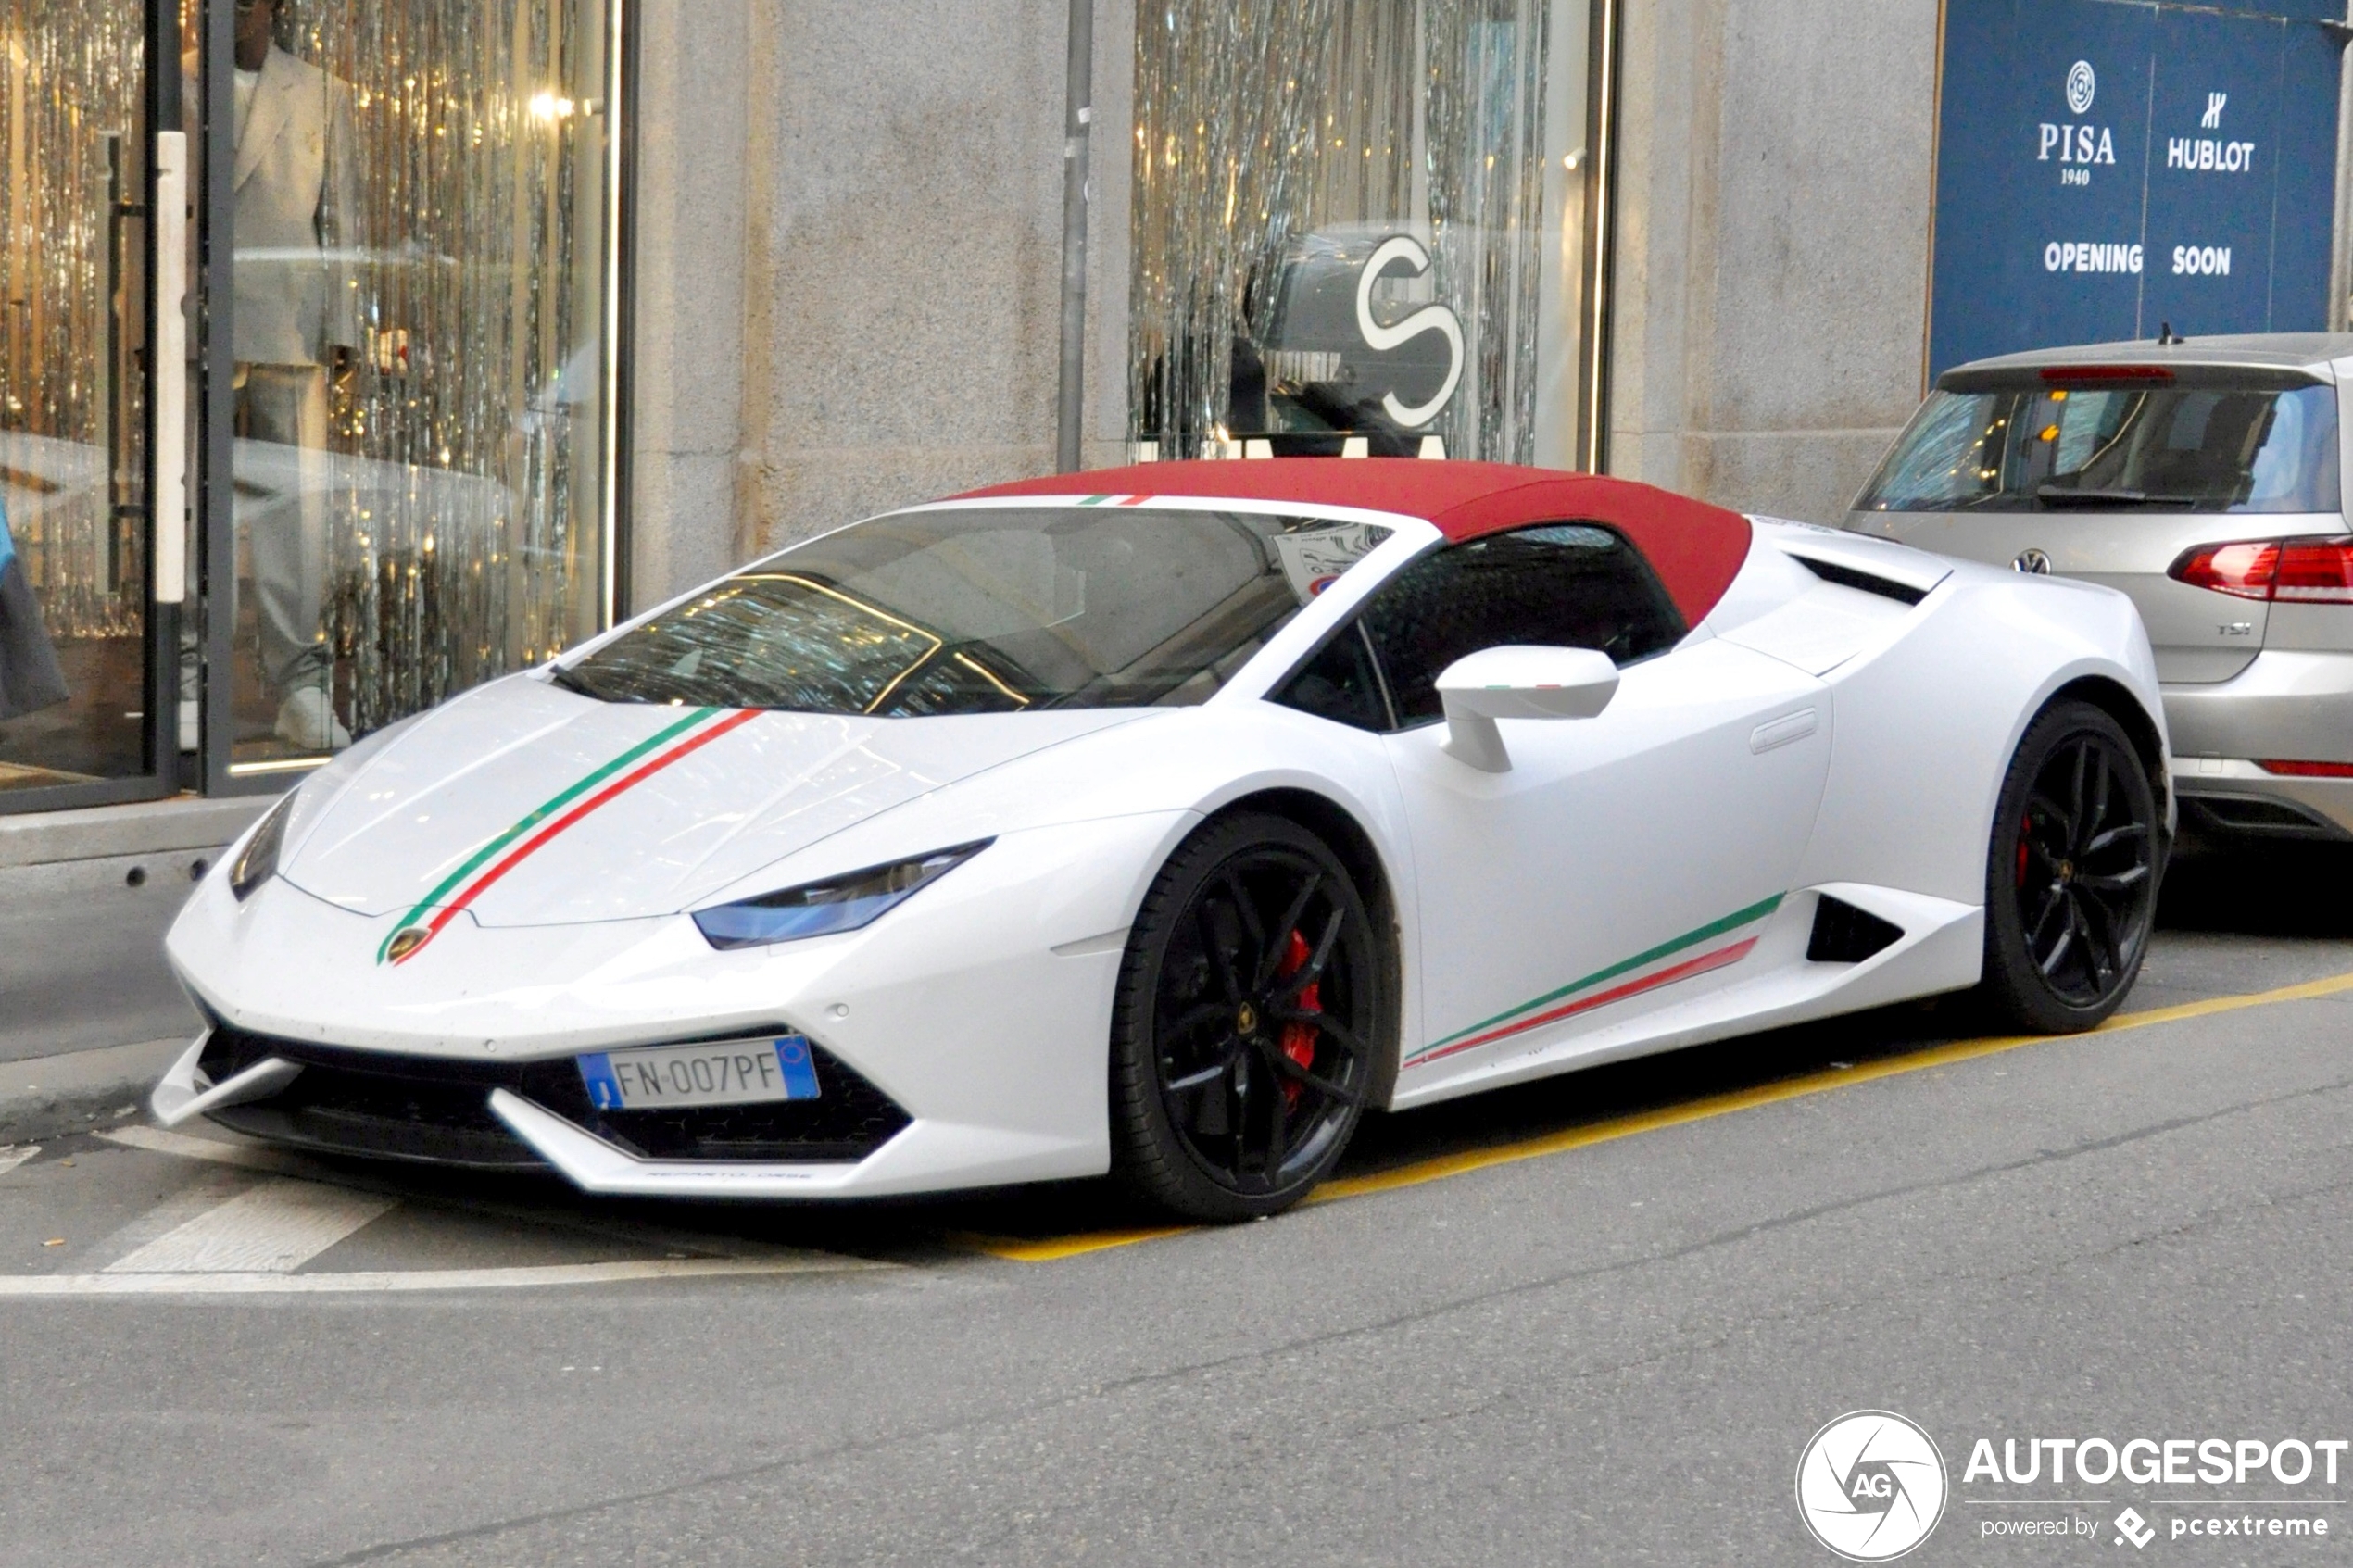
(230, 0), (358, 750)
(0, 496), (69, 725)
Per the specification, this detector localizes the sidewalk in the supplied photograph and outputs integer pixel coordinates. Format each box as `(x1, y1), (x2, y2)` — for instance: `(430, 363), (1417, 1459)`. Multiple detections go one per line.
(0, 794), (265, 1069)
(0, 1035), (188, 1145)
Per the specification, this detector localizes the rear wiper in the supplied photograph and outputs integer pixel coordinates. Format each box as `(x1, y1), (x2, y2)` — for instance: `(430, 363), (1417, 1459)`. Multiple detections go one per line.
(2035, 485), (2206, 508)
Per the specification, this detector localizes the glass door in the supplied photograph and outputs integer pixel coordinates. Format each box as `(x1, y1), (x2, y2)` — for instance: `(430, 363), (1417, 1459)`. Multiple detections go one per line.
(0, 0), (180, 810)
(1128, 0), (1596, 468)
(197, 0), (619, 787)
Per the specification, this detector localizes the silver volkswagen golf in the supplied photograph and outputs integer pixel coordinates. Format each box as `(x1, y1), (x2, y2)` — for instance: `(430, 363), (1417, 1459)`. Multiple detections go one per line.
(1848, 332), (2349, 842)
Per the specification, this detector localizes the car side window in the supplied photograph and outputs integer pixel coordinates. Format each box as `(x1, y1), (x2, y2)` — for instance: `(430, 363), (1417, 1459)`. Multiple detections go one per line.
(1357, 523), (1685, 726)
(1271, 622), (1392, 732)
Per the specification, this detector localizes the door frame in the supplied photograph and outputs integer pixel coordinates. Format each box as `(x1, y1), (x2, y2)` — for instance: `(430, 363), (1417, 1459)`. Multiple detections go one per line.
(0, 0), (185, 817)
(188, 0), (640, 798)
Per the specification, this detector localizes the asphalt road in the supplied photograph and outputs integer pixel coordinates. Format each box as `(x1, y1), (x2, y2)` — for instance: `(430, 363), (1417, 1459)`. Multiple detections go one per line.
(3, 843), (2351, 1566)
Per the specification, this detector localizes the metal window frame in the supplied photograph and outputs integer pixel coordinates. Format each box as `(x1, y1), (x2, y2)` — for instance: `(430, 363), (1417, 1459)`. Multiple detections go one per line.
(608, 0), (639, 621)
(1579, 0), (1623, 473)
(194, 0), (640, 797)
(195, 0), (239, 797)
(2332, 2), (2353, 331)
(1072, 0), (1620, 476)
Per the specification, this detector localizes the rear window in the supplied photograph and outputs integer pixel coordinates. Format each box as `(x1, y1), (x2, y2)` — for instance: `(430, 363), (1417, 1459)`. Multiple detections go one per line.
(1856, 379), (2339, 515)
(554, 506), (1391, 715)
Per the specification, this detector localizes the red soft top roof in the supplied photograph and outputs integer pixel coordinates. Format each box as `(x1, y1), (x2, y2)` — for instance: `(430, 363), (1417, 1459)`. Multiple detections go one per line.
(963, 458), (1755, 626)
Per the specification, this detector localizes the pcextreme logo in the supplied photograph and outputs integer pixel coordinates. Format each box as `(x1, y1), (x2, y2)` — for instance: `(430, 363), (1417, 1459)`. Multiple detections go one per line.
(1797, 1411), (1950, 1561)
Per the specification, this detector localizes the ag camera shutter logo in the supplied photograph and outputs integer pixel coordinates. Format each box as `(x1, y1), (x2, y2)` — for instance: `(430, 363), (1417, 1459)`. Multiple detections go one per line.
(1796, 1411), (1949, 1561)
(2065, 60), (2096, 116)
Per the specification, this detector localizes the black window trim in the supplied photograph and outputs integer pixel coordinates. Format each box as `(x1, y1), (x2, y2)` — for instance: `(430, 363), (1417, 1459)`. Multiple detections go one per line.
(1267, 616), (1403, 733)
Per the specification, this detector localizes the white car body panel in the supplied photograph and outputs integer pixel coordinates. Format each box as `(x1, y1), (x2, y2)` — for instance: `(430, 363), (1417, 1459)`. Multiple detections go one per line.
(279, 689), (1152, 922)
(1381, 633), (1832, 1094)
(163, 495), (2169, 1199)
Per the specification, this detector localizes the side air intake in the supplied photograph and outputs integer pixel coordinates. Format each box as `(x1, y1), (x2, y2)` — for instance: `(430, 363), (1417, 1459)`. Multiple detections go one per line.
(1791, 554), (1928, 606)
(1807, 895), (1905, 964)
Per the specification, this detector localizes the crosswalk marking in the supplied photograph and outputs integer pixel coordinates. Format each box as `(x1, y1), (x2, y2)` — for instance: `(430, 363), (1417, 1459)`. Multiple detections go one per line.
(98, 1123), (314, 1173)
(102, 1179), (398, 1274)
(0, 1147), (39, 1177)
(65, 1122), (899, 1293)
(82, 1167), (251, 1268)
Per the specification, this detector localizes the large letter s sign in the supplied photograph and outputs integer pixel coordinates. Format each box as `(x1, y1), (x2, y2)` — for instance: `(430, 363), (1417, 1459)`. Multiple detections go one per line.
(1354, 235), (1465, 430)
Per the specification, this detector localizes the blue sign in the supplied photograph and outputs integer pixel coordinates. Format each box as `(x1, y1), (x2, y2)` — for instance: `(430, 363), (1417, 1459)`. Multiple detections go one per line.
(1931, 0), (2347, 376)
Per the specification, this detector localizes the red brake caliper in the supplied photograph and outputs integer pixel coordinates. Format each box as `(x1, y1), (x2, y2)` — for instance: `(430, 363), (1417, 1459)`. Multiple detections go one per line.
(1276, 929), (1320, 1109)
(2017, 817), (2032, 888)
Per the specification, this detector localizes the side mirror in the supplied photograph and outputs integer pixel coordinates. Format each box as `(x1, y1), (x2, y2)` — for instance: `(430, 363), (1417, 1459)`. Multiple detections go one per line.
(1433, 646), (1619, 773)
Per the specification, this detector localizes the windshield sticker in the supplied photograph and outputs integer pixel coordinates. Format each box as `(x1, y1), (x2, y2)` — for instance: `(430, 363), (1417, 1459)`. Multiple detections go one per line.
(1272, 523), (1389, 604)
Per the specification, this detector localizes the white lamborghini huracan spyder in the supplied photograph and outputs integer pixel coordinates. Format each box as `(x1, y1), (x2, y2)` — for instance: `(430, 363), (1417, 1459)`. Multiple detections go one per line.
(156, 460), (2171, 1219)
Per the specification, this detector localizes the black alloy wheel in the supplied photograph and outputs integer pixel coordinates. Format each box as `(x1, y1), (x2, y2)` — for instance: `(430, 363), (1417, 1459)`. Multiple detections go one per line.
(1111, 813), (1388, 1222)
(1980, 700), (2161, 1031)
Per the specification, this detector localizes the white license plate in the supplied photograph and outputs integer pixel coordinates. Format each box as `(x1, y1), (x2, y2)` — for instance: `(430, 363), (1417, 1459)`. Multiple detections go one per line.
(577, 1036), (821, 1111)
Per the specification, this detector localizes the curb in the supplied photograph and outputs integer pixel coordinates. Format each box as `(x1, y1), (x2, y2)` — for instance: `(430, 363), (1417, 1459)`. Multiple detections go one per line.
(0, 1037), (188, 1145)
(0, 796), (272, 872)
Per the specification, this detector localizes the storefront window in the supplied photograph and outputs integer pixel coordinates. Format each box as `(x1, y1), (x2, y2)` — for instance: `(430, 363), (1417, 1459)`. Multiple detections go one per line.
(1130, 0), (1594, 467)
(209, 0), (612, 771)
(0, 0), (156, 798)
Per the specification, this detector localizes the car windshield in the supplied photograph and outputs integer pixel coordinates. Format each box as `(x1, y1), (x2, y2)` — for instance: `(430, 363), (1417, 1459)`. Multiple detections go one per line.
(554, 505), (1393, 714)
(1855, 378), (2340, 514)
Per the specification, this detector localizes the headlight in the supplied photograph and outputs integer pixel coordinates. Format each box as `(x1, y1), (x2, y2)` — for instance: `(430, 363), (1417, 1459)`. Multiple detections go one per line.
(692, 841), (992, 949)
(228, 790), (297, 902)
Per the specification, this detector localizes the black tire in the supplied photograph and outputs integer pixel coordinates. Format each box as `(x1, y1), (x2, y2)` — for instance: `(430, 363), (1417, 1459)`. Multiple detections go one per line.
(1110, 813), (1388, 1222)
(1978, 699), (2161, 1032)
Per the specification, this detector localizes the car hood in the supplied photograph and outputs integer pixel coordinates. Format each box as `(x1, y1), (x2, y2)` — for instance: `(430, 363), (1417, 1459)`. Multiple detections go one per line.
(278, 677), (1151, 925)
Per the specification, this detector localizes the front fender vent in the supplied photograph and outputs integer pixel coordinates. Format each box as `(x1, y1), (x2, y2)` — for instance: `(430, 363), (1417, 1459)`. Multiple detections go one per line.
(1807, 895), (1906, 964)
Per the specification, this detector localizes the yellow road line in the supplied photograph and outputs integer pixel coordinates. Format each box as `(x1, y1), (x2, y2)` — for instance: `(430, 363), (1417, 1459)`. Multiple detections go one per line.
(961, 969), (2353, 1262)
(951, 1226), (1196, 1264)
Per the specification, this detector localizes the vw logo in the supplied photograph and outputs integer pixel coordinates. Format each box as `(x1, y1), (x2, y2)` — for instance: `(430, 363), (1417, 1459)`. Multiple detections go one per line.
(2065, 59), (2096, 115)
(2014, 548), (2053, 575)
(1796, 1411), (1948, 1561)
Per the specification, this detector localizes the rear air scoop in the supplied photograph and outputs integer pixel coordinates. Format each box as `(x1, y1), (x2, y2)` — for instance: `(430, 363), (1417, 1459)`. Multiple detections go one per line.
(275, 679), (1146, 927)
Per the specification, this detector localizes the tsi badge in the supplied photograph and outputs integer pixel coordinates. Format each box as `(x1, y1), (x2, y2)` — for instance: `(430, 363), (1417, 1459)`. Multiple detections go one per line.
(1796, 1411), (1949, 1561)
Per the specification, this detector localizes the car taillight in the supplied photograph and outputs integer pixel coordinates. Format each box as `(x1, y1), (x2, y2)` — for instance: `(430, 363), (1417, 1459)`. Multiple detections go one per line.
(2169, 538), (2353, 605)
(2169, 541), (2278, 599)
(2271, 540), (2353, 603)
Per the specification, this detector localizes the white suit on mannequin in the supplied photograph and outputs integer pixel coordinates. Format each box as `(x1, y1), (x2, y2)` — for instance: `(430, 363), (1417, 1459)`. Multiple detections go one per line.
(231, 15), (359, 750)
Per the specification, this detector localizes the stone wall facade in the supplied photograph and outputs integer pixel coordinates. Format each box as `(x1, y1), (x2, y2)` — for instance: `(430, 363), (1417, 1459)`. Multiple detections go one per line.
(627, 0), (1950, 609)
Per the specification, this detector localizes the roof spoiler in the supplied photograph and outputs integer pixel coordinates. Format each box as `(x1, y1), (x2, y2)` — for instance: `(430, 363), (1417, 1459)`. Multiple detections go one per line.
(1939, 361), (2328, 394)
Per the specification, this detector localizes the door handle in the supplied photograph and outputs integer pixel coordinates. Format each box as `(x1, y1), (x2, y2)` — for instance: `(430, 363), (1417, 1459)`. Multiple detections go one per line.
(1750, 709), (1819, 754)
(152, 131), (188, 606)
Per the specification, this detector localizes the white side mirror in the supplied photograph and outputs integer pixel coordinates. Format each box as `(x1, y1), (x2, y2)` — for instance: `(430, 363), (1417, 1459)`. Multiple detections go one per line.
(1433, 646), (1619, 773)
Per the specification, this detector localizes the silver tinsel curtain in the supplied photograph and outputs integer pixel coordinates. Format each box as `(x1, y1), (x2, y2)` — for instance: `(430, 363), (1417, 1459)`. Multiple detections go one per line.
(276, 0), (606, 738)
(1131, 0), (1552, 463)
(0, 0), (148, 641)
